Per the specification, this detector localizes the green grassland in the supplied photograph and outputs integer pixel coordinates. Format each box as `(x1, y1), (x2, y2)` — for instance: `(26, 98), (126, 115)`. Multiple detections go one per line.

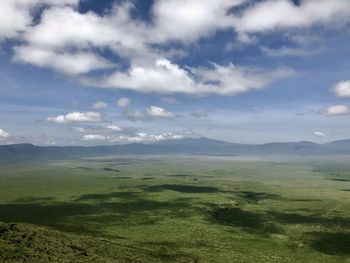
(0, 155), (350, 262)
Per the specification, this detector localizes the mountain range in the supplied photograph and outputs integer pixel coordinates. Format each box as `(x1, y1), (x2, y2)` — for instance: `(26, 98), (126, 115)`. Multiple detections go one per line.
(1, 137), (350, 162)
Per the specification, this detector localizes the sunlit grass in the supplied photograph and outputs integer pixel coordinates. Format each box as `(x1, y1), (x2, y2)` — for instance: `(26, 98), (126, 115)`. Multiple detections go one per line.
(1, 156), (350, 262)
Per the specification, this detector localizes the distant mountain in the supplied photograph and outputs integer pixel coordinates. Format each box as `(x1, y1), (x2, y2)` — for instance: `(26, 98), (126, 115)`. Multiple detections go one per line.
(1, 137), (350, 162)
(0, 143), (48, 162)
(324, 139), (350, 150)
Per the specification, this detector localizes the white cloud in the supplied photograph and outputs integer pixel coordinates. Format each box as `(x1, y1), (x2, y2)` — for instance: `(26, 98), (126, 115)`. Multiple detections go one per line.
(73, 125), (122, 133)
(78, 129), (190, 144)
(122, 132), (148, 143)
(0, 1), (32, 39)
(331, 80), (350, 98)
(85, 59), (197, 94)
(261, 45), (324, 57)
(2, 0), (350, 78)
(0, 129), (9, 138)
(314, 131), (328, 138)
(123, 106), (176, 121)
(91, 101), (108, 109)
(47, 112), (103, 124)
(6, 0), (246, 72)
(0, 0), (303, 96)
(151, 0), (244, 43)
(192, 62), (295, 96)
(23, 4), (147, 52)
(14, 3), (150, 73)
(13, 46), (114, 75)
(150, 132), (184, 142)
(117, 97), (131, 107)
(147, 106), (175, 118)
(10, 0), (349, 52)
(320, 105), (350, 116)
(2, 0), (349, 100)
(72, 127), (85, 133)
(82, 134), (108, 141)
(85, 58), (294, 96)
(0, 0), (78, 40)
(111, 131), (185, 143)
(234, 0), (350, 37)
(106, 125), (122, 132)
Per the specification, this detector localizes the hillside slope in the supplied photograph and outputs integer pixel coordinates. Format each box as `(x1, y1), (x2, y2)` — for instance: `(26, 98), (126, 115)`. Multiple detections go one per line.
(0, 222), (160, 263)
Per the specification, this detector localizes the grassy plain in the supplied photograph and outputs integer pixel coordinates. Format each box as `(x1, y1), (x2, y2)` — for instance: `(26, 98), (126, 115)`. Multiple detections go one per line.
(0, 155), (350, 262)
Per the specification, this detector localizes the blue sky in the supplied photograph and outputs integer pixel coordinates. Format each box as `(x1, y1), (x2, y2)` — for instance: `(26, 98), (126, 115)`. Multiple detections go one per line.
(1, 0), (350, 145)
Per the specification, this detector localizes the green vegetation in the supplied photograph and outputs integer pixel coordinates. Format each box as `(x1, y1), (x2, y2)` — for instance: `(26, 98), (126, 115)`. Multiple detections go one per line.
(1, 155), (350, 262)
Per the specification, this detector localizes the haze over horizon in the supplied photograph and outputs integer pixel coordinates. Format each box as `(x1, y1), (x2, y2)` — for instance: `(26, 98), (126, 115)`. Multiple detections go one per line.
(1, 0), (350, 146)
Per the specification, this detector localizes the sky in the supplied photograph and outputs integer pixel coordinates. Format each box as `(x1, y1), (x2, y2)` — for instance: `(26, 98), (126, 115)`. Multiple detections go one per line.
(1, 0), (350, 146)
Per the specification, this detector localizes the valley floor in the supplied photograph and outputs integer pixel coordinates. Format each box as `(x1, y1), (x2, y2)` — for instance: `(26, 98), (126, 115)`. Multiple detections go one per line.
(0, 155), (350, 262)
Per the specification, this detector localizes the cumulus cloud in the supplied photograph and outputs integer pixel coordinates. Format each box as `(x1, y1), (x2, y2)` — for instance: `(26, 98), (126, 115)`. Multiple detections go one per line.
(2, 0), (349, 97)
(234, 0), (350, 38)
(84, 59), (197, 94)
(111, 131), (186, 143)
(81, 129), (188, 143)
(147, 106), (175, 118)
(193, 62), (294, 96)
(117, 97), (131, 107)
(2, 0), (297, 80)
(320, 105), (350, 116)
(2, 1), (119, 75)
(13, 46), (114, 75)
(4, 0), (244, 65)
(47, 112), (103, 124)
(91, 101), (108, 109)
(73, 125), (122, 133)
(331, 80), (350, 98)
(12, 2), (149, 74)
(72, 127), (86, 133)
(123, 105), (176, 121)
(75, 125), (189, 144)
(0, 129), (9, 138)
(84, 58), (294, 96)
(82, 134), (108, 141)
(106, 125), (122, 132)
(150, 0), (244, 43)
(0, 0), (78, 39)
(8, 0), (349, 50)
(23, 3), (148, 53)
(314, 131), (328, 138)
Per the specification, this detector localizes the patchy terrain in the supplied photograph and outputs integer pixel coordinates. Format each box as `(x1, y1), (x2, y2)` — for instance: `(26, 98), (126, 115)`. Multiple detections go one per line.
(0, 155), (350, 262)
